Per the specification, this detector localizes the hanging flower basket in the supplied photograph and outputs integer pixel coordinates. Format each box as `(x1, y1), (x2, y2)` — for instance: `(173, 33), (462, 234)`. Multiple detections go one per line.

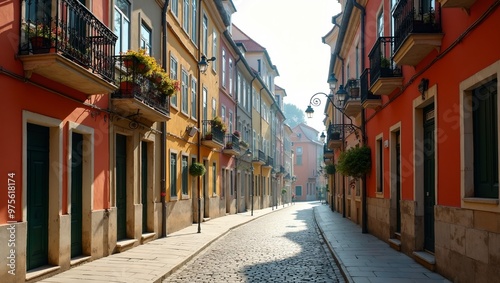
(336, 146), (371, 179)
(189, 162), (206, 176)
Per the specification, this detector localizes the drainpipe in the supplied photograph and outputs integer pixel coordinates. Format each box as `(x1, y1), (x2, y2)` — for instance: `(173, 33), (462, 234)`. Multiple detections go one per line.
(160, 0), (170, 238)
(197, 0), (203, 233)
(352, 0), (368, 234)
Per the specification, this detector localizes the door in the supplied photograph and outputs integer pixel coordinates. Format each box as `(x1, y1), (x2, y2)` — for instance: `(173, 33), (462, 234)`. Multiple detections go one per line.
(423, 105), (435, 252)
(141, 141), (148, 233)
(27, 123), (49, 270)
(203, 160), (209, 217)
(396, 131), (401, 234)
(116, 134), (127, 240)
(71, 132), (83, 257)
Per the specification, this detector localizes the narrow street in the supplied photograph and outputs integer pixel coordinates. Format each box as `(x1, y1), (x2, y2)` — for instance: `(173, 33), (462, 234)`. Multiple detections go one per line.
(164, 202), (345, 283)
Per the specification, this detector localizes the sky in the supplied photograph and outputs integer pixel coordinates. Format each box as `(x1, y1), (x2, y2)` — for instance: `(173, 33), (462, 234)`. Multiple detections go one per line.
(231, 0), (341, 134)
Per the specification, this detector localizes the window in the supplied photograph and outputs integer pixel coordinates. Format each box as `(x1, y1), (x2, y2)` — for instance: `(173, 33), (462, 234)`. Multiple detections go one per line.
(181, 69), (189, 114)
(212, 30), (218, 72)
(237, 74), (242, 103)
(114, 0), (130, 55)
(182, 0), (189, 31)
(296, 147), (303, 165)
(295, 186), (302, 196)
(229, 59), (233, 96)
(473, 79), (498, 198)
(202, 14), (208, 55)
(191, 0), (197, 42)
(212, 98), (216, 119)
(376, 137), (383, 193)
(140, 23), (152, 55)
(170, 153), (177, 197)
(171, 0), (178, 18)
(229, 111), (233, 134)
(222, 49), (226, 88)
(202, 87), (208, 132)
(191, 78), (197, 119)
(221, 106), (226, 123)
(170, 56), (178, 107)
(182, 155), (188, 195)
(212, 162), (217, 195)
(377, 10), (384, 38)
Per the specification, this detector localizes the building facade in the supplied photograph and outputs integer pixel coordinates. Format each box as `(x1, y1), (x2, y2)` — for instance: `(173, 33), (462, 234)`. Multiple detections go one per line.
(322, 0), (500, 281)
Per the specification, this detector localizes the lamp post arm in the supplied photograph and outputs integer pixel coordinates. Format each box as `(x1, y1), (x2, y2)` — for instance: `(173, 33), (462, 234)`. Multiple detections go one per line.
(308, 92), (360, 131)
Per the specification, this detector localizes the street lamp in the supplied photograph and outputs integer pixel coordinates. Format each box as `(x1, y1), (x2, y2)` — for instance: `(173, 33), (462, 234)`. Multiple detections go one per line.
(328, 73), (338, 93)
(320, 132), (326, 143)
(198, 55), (216, 74)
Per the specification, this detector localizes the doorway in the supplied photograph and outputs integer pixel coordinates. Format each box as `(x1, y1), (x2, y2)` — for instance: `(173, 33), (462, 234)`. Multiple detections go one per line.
(423, 105), (435, 252)
(116, 134), (127, 240)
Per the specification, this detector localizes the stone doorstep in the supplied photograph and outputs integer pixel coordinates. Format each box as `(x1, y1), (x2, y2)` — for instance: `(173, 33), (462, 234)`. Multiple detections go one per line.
(141, 232), (156, 244)
(388, 238), (402, 251)
(25, 265), (61, 282)
(413, 251), (436, 271)
(115, 238), (139, 253)
(70, 255), (92, 267)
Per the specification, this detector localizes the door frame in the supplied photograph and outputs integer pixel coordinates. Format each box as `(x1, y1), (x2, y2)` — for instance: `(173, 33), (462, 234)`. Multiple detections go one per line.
(68, 122), (94, 257)
(23, 111), (63, 267)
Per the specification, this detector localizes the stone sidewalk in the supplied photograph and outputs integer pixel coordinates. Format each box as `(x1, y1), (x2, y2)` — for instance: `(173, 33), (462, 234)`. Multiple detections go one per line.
(314, 204), (450, 283)
(37, 202), (451, 283)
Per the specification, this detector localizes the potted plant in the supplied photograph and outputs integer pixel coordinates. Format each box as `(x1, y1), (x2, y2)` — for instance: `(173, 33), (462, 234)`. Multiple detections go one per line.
(123, 49), (156, 75)
(204, 131), (213, 140)
(336, 146), (371, 179)
(211, 116), (227, 133)
(23, 22), (55, 53)
(119, 76), (139, 98)
(189, 162), (206, 177)
(233, 130), (241, 138)
(330, 131), (341, 140)
(325, 164), (336, 175)
(225, 141), (233, 149)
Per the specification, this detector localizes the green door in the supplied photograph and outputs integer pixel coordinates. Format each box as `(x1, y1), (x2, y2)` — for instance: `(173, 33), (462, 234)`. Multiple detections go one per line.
(423, 105), (435, 252)
(116, 134), (127, 240)
(27, 123), (49, 270)
(141, 141), (148, 233)
(71, 133), (83, 257)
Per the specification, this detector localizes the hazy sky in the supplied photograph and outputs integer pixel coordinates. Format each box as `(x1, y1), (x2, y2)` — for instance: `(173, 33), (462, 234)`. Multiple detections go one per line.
(231, 0), (341, 134)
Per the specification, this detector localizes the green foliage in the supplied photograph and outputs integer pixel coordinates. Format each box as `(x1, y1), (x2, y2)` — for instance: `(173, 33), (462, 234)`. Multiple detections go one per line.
(284, 103), (306, 128)
(325, 164), (336, 175)
(189, 162), (206, 176)
(281, 188), (287, 194)
(336, 146), (371, 179)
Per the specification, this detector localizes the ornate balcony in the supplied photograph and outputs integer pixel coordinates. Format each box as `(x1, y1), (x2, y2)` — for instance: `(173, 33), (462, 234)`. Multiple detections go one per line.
(324, 144), (334, 159)
(368, 37), (403, 95)
(112, 55), (170, 123)
(18, 0), (117, 98)
(360, 69), (381, 109)
(327, 124), (343, 149)
(201, 120), (225, 149)
(223, 134), (240, 156)
(393, 0), (443, 66)
(344, 78), (362, 117)
(252, 150), (266, 165)
(264, 156), (274, 169)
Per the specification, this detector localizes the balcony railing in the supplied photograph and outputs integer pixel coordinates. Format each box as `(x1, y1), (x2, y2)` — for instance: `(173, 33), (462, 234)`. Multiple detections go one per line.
(393, 0), (442, 52)
(265, 156), (274, 168)
(20, 0), (117, 83)
(368, 37), (402, 86)
(360, 69), (381, 109)
(223, 134), (240, 155)
(201, 120), (225, 148)
(112, 55), (170, 119)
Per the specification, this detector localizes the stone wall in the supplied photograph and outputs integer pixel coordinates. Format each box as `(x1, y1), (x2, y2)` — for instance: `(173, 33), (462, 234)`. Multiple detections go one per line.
(435, 205), (500, 283)
(367, 197), (390, 240)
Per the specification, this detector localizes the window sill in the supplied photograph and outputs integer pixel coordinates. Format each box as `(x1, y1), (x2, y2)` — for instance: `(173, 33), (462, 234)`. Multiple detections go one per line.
(463, 197), (499, 205)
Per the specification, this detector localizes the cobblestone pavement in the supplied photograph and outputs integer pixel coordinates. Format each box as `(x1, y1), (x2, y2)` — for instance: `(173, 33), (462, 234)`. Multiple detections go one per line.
(164, 202), (345, 283)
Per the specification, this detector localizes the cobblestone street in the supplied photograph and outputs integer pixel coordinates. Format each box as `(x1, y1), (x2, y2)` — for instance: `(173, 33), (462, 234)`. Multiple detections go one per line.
(164, 202), (344, 283)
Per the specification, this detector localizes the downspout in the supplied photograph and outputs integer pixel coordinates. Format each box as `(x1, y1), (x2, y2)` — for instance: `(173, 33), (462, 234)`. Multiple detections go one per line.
(336, 54), (346, 218)
(197, 0), (203, 233)
(352, 0), (368, 234)
(233, 55), (241, 214)
(161, 0), (170, 238)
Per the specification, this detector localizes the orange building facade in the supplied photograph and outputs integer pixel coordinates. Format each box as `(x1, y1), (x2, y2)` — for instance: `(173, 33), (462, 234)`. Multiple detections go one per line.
(323, 0), (500, 281)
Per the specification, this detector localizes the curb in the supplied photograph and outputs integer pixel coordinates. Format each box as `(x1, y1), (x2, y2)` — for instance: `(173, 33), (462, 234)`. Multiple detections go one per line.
(313, 206), (353, 283)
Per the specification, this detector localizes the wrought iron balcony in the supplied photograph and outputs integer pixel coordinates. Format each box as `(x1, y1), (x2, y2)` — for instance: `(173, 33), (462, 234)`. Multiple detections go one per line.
(223, 134), (240, 156)
(327, 124), (343, 149)
(360, 69), (381, 109)
(265, 156), (274, 168)
(252, 150), (266, 165)
(324, 144), (334, 159)
(393, 0), (443, 66)
(368, 37), (403, 95)
(201, 120), (225, 149)
(112, 55), (170, 123)
(18, 0), (117, 97)
(344, 78), (362, 117)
